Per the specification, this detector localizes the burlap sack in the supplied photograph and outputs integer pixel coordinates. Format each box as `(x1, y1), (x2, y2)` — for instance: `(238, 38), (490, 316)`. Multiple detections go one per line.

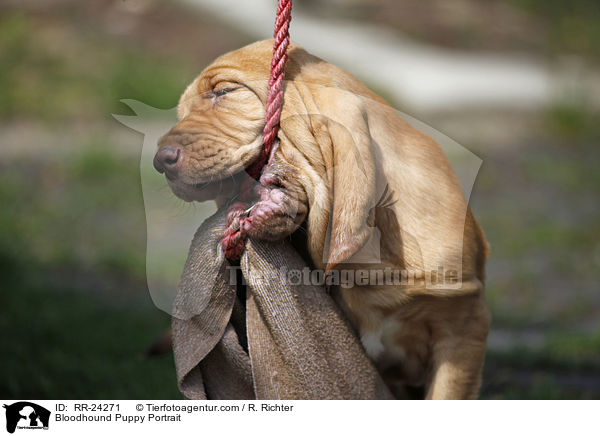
(172, 208), (393, 400)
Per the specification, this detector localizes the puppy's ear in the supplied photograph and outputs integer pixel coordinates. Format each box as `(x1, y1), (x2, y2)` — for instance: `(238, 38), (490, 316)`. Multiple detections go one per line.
(322, 94), (376, 270)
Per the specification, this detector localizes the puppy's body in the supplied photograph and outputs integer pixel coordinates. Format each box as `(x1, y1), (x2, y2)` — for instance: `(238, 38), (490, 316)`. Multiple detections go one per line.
(155, 40), (490, 399)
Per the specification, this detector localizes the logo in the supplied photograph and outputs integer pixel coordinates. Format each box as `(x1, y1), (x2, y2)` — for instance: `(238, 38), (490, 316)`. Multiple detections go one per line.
(3, 402), (50, 433)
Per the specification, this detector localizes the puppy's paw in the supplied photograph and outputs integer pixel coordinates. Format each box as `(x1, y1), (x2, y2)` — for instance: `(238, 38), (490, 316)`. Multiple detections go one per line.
(242, 179), (307, 241)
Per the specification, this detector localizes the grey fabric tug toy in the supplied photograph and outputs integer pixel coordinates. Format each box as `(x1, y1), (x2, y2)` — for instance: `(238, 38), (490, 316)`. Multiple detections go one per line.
(172, 207), (393, 400)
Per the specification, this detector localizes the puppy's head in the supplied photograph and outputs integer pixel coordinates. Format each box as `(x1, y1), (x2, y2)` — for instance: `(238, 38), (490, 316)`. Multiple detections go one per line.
(155, 40), (381, 269)
(154, 41), (275, 202)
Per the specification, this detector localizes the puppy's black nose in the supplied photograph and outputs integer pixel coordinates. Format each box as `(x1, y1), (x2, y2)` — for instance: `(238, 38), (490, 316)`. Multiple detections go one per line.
(153, 146), (181, 176)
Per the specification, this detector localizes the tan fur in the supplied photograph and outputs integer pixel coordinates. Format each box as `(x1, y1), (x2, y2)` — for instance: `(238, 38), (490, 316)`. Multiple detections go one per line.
(160, 40), (490, 399)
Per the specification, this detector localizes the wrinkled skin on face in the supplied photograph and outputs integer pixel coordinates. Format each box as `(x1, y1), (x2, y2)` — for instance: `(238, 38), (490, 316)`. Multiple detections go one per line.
(155, 42), (310, 246)
(155, 52), (268, 203)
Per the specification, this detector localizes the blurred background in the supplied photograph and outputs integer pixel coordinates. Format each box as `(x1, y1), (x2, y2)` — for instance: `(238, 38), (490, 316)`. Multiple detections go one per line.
(1, 0), (598, 399)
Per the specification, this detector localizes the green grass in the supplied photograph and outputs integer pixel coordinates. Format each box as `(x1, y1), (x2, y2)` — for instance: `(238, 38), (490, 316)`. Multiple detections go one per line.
(0, 6), (198, 399)
(546, 102), (600, 145)
(0, 255), (180, 399)
(0, 12), (193, 121)
(483, 373), (569, 400)
(0, 144), (149, 280)
(482, 331), (600, 399)
(510, 0), (600, 61)
(488, 332), (600, 372)
(0, 143), (181, 398)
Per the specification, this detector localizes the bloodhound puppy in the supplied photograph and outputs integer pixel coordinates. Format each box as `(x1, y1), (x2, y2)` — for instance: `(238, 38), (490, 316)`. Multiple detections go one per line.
(154, 40), (490, 399)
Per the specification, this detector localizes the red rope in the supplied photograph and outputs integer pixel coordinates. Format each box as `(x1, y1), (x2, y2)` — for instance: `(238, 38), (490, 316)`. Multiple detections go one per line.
(222, 0), (292, 261)
(246, 0), (292, 180)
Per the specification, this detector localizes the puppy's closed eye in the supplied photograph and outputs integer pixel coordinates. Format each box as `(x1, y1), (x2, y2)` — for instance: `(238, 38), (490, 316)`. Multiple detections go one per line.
(212, 87), (240, 98)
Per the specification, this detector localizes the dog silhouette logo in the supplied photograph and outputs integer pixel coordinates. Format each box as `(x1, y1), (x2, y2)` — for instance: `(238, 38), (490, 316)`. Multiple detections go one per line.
(3, 402), (50, 433)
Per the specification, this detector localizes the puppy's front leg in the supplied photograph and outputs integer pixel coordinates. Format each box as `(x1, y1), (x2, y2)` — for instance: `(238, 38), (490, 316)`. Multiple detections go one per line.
(242, 171), (307, 241)
(222, 167), (307, 260)
(426, 336), (487, 400)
